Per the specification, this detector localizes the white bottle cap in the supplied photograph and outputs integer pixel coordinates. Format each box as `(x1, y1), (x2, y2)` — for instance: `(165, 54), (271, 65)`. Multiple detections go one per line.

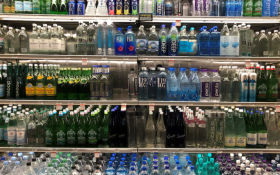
(256, 168), (261, 172)
(246, 168), (250, 172)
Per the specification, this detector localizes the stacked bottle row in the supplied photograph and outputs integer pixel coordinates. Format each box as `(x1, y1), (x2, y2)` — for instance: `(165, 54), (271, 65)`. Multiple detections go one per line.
(2, 22), (280, 57)
(136, 63), (278, 102)
(3, 0), (279, 17)
(0, 63), (113, 100)
(0, 104), (129, 148)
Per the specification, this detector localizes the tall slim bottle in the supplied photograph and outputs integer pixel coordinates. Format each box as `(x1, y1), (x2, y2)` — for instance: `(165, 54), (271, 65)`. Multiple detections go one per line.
(35, 64), (45, 100)
(125, 26), (136, 55)
(258, 30), (269, 57)
(210, 69), (221, 102)
(188, 27), (198, 55)
(221, 67), (231, 101)
(7, 113), (17, 146)
(224, 109), (235, 148)
(267, 112), (277, 148)
(6, 63), (13, 99)
(267, 65), (278, 102)
(45, 64), (56, 100)
(159, 24), (168, 56)
(136, 25), (147, 55)
(256, 66), (267, 101)
(115, 27), (125, 55)
(240, 69), (248, 102)
(167, 68), (178, 101)
(230, 24), (239, 56)
(138, 67), (149, 100)
(246, 25), (254, 56)
(148, 67), (157, 100)
(220, 23), (230, 56)
(257, 111), (267, 148)
(249, 69), (257, 102)
(178, 26), (188, 56)
(168, 23), (179, 56)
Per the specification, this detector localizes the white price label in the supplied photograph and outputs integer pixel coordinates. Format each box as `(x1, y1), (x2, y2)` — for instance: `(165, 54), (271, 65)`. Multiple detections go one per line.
(176, 20), (181, 26)
(169, 59), (174, 67)
(56, 103), (62, 110)
(121, 103), (127, 111)
(246, 61), (250, 68)
(51, 152), (56, 158)
(82, 58), (87, 65)
(149, 103), (154, 111)
(68, 103), (73, 111)
(95, 152), (100, 158)
(276, 106), (280, 112)
(80, 103), (85, 110)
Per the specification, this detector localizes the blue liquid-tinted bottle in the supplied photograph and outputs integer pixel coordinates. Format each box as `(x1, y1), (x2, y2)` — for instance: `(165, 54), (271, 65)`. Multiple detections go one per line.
(115, 27), (125, 55)
(167, 68), (178, 101)
(125, 26), (136, 55)
(199, 26), (210, 56)
(188, 68), (200, 101)
(209, 26), (220, 56)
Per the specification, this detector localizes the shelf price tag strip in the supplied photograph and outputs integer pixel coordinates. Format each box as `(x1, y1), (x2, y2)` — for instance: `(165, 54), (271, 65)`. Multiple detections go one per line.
(56, 103), (62, 110)
(82, 58), (88, 65)
(68, 103), (73, 111)
(169, 59), (175, 67)
(121, 103), (127, 111)
(80, 103), (85, 110)
(276, 105), (280, 112)
(139, 13), (153, 22)
(149, 103), (154, 111)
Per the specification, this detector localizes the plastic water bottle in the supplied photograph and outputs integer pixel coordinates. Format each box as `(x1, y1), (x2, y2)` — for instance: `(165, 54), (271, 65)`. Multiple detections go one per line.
(220, 23), (230, 56)
(210, 69), (221, 102)
(177, 165), (184, 175)
(105, 21), (115, 55)
(199, 26), (210, 56)
(24, 162), (36, 175)
(159, 24), (168, 56)
(125, 26), (136, 55)
(168, 23), (179, 56)
(178, 26), (188, 56)
(209, 26), (220, 56)
(96, 0), (108, 15)
(167, 68), (178, 101)
(129, 166), (137, 175)
(189, 166), (196, 175)
(200, 69), (210, 102)
(178, 68), (189, 101)
(188, 27), (198, 56)
(136, 25), (148, 55)
(115, 27), (125, 55)
(172, 161), (180, 175)
(139, 166), (149, 175)
(0, 161), (12, 174)
(138, 67), (149, 100)
(188, 68), (200, 101)
(162, 165), (172, 175)
(11, 161), (21, 175)
(230, 24), (239, 56)
(31, 158), (40, 174)
(151, 166), (160, 175)
(147, 26), (159, 55)
(96, 21), (104, 55)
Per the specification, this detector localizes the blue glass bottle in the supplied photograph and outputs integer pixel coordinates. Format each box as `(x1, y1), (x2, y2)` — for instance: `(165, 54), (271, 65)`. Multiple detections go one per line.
(188, 68), (200, 101)
(209, 26), (220, 56)
(167, 68), (178, 101)
(199, 26), (210, 56)
(138, 67), (149, 100)
(115, 27), (125, 55)
(125, 26), (136, 55)
(178, 68), (189, 101)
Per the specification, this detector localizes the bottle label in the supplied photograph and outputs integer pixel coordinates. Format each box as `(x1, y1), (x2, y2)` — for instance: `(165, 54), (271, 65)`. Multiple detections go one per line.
(210, 82), (220, 97)
(26, 83), (35, 96)
(263, 51), (268, 55)
(262, 0), (271, 16)
(45, 130), (52, 144)
(126, 35), (135, 54)
(124, 0), (130, 14)
(108, 0), (115, 15)
(0, 38), (4, 50)
(220, 36), (230, 55)
(236, 137), (246, 147)
(136, 39), (147, 51)
(4, 129), (7, 141)
(77, 2), (85, 15)
(29, 39), (40, 51)
(46, 83), (56, 96)
(254, 0), (262, 13)
(157, 77), (167, 89)
(15, 1), (23, 11)
(51, 38), (61, 51)
(139, 77), (148, 88)
(67, 129), (76, 144)
(33, 0), (40, 11)
(67, 43), (76, 53)
(179, 39), (189, 53)
(7, 129), (16, 143)
(160, 36), (167, 55)
(0, 84), (5, 98)
(88, 129), (97, 144)
(257, 133), (267, 144)
(230, 35), (239, 56)
(165, 2), (172, 15)
(17, 130), (26, 145)
(225, 137), (235, 147)
(6, 77), (12, 98)
(170, 34), (178, 55)
(8, 48), (15, 53)
(115, 35), (124, 54)
(69, 2), (76, 14)
(39, 39), (50, 51)
(247, 133), (257, 145)
(131, 0), (138, 14)
(149, 76), (157, 87)
(148, 41), (159, 53)
(101, 82), (110, 97)
(201, 82), (210, 97)
(36, 83), (45, 96)
(116, 0), (123, 15)
(23, 1), (32, 11)
(0, 128), (3, 140)
(57, 130), (66, 145)
(156, 0), (163, 15)
(134, 78), (138, 94)
(21, 48), (27, 53)
(257, 83), (267, 99)
(77, 129), (86, 144)
(15, 77), (21, 98)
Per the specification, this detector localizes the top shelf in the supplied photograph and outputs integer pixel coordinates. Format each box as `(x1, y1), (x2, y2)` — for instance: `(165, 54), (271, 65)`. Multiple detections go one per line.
(0, 14), (280, 23)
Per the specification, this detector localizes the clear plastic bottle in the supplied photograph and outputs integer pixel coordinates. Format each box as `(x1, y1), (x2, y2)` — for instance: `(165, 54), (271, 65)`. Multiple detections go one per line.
(168, 23), (179, 56)
(159, 24), (168, 56)
(199, 26), (210, 56)
(269, 30), (280, 57)
(188, 68), (200, 101)
(178, 26), (188, 56)
(258, 30), (269, 57)
(200, 69), (211, 102)
(148, 67), (157, 100)
(220, 23), (230, 56)
(147, 26), (159, 55)
(105, 21), (115, 55)
(85, 0), (96, 15)
(96, 21), (104, 55)
(157, 68), (167, 101)
(178, 68), (189, 101)
(188, 27), (198, 56)
(0, 161), (12, 175)
(125, 26), (136, 55)
(167, 68), (178, 101)
(230, 24), (239, 56)
(145, 111), (156, 148)
(96, 0), (108, 15)
(128, 68), (138, 100)
(115, 27), (125, 55)
(136, 25), (148, 55)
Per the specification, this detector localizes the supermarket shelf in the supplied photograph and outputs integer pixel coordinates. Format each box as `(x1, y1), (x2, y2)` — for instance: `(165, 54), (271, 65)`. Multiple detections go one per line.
(0, 100), (138, 105)
(138, 148), (280, 153)
(0, 14), (138, 22)
(0, 147), (137, 153)
(138, 56), (280, 62)
(0, 54), (137, 61)
(139, 101), (280, 107)
(0, 14), (280, 24)
(0, 100), (279, 106)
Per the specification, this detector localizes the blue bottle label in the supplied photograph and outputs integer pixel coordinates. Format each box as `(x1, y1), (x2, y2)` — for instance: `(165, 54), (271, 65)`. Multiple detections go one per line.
(241, 79), (248, 101)
(201, 82), (210, 97)
(165, 2), (173, 15)
(125, 35), (135, 55)
(136, 39), (147, 51)
(108, 0), (115, 15)
(157, 77), (166, 89)
(23, 1), (32, 12)
(131, 0), (138, 15)
(211, 82), (220, 97)
(15, 1), (23, 11)
(108, 29), (112, 48)
(262, 0), (271, 16)
(77, 2), (85, 15)
(271, 0), (279, 16)
(139, 77), (148, 88)
(97, 28), (103, 49)
(159, 36), (167, 55)
(148, 41), (159, 53)
(179, 40), (189, 53)
(68, 2), (76, 15)
(115, 35), (124, 55)
(156, 0), (164, 15)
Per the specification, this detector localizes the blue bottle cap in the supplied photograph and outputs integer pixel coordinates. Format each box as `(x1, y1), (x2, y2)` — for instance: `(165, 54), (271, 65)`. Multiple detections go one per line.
(131, 167), (135, 171)
(1, 157), (5, 160)
(188, 160), (192, 164)
(170, 68), (175, 71)
(186, 156), (190, 160)
(120, 162), (124, 165)
(112, 153), (116, 156)
(164, 161), (169, 164)
(154, 155), (158, 159)
(176, 160), (179, 164)
(143, 157), (147, 160)
(165, 166), (170, 169)
(191, 166), (195, 170)
(180, 68), (186, 71)
(121, 157), (125, 161)
(154, 166), (158, 169)
(142, 166), (147, 171)
(15, 161), (20, 165)
(177, 165), (182, 169)
(23, 156), (28, 160)
(193, 68), (198, 71)
(164, 156), (168, 160)
(18, 153), (22, 157)
(11, 157), (16, 161)
(153, 161), (158, 165)
(143, 161), (147, 165)
(131, 162), (136, 166)
(161, 24), (166, 28)
(132, 157), (136, 161)
(174, 155), (178, 159)
(3, 161), (8, 165)
(208, 153), (212, 157)
(260, 112), (264, 114)
(127, 26), (132, 30)
(110, 157), (114, 161)
(117, 27), (122, 31)
(109, 161), (113, 165)
(8, 153), (13, 156)
(123, 154), (126, 157)
(132, 153), (137, 157)
(102, 65), (110, 68)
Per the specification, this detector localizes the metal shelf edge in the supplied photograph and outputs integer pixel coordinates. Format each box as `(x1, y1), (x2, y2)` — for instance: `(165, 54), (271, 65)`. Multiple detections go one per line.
(0, 100), (139, 105)
(138, 148), (280, 153)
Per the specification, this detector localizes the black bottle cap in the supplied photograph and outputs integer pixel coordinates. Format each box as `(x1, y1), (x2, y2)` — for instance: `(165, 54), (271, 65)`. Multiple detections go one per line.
(32, 158), (36, 162)
(78, 156), (82, 160)
(95, 166), (99, 169)
(27, 162), (31, 166)
(42, 158), (46, 162)
(71, 165), (76, 169)
(46, 154), (50, 158)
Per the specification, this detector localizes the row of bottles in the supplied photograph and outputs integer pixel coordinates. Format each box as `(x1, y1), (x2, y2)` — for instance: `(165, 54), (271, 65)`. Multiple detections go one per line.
(3, 0), (279, 17)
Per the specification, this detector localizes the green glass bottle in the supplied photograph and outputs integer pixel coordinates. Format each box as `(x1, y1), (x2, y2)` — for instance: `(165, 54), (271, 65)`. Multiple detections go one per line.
(79, 68), (89, 100)
(45, 111), (56, 147)
(256, 111), (267, 148)
(57, 68), (66, 100)
(56, 111), (66, 147)
(267, 65), (278, 102)
(27, 111), (36, 146)
(252, 0), (262, 16)
(243, 0), (253, 16)
(88, 111), (98, 147)
(77, 111), (87, 147)
(35, 64), (45, 99)
(67, 68), (77, 100)
(0, 109), (6, 146)
(246, 111), (257, 148)
(58, 0), (67, 14)
(7, 112), (17, 146)
(45, 64), (57, 100)
(100, 110), (109, 147)
(67, 111), (76, 147)
(256, 65), (267, 102)
(50, 0), (58, 13)
(36, 112), (45, 146)
(6, 63), (14, 99)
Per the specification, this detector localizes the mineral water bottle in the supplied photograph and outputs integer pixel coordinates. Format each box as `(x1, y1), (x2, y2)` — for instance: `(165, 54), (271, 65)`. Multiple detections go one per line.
(221, 67), (231, 102)
(128, 68), (138, 99)
(125, 26), (136, 55)
(157, 68), (167, 101)
(164, 0), (173, 15)
(138, 67), (149, 100)
(159, 24), (168, 56)
(192, 0), (201, 15)
(129, 166), (137, 175)
(145, 111), (156, 147)
(167, 68), (178, 101)
(148, 67), (157, 100)
(224, 109), (235, 148)
(248, 69), (257, 102)
(178, 26), (188, 56)
(96, 21), (104, 55)
(0, 161), (12, 174)
(269, 30), (280, 56)
(209, 26), (220, 56)
(239, 24), (247, 56)
(105, 21), (115, 55)
(115, 27), (125, 55)
(210, 69), (221, 102)
(188, 68), (200, 101)
(240, 69), (248, 102)
(230, 24), (239, 56)
(178, 68), (189, 101)
(258, 30), (269, 56)
(199, 26), (210, 56)
(168, 23), (179, 56)
(188, 27), (198, 56)
(136, 25), (148, 55)
(200, 69), (210, 102)
(96, 0), (108, 15)
(85, 0), (96, 15)
(147, 26), (159, 55)
(139, 166), (149, 175)
(5, 27), (17, 54)
(246, 25), (254, 56)
(162, 166), (172, 175)
(220, 23), (230, 56)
